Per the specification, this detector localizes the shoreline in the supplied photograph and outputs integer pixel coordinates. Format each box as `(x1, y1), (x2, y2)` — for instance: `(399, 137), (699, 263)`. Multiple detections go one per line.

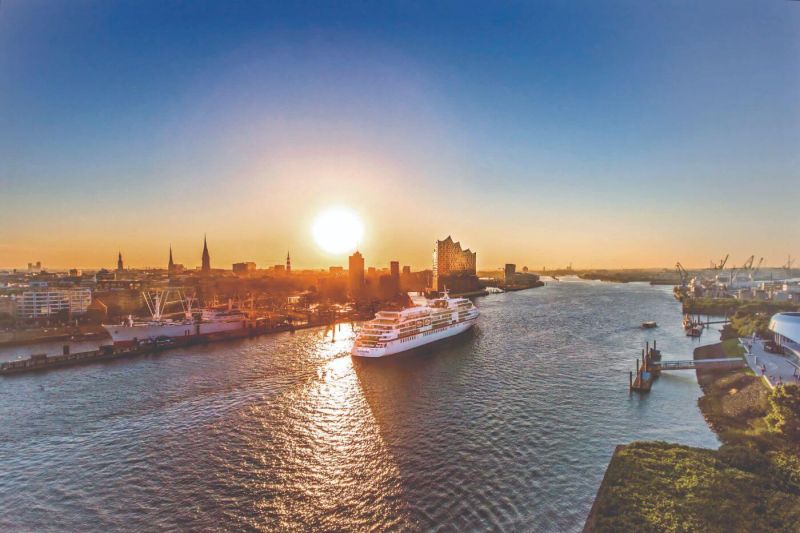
(585, 339), (799, 531)
(0, 326), (108, 348)
(0, 320), (352, 376)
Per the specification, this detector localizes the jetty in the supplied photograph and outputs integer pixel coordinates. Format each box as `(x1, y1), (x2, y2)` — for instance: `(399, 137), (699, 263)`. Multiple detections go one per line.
(629, 341), (661, 392)
(629, 340), (745, 392)
(0, 315), (356, 376)
(652, 358), (744, 371)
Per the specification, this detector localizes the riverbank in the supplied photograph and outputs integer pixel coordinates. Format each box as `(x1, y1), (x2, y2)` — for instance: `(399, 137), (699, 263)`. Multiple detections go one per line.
(585, 341), (800, 531)
(0, 320), (345, 375)
(501, 280), (545, 291)
(577, 270), (679, 285)
(0, 325), (108, 347)
(682, 298), (800, 337)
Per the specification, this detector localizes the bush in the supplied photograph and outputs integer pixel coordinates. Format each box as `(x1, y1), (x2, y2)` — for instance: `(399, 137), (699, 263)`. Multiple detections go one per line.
(766, 384), (800, 440)
(718, 443), (768, 472)
(768, 452), (800, 494)
(720, 324), (739, 341)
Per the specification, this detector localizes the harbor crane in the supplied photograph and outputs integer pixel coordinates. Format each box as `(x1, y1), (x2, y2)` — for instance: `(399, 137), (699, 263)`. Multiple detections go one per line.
(710, 254), (729, 270)
(675, 262), (690, 287)
(751, 257), (764, 279)
(729, 255), (756, 287)
(784, 255), (795, 275)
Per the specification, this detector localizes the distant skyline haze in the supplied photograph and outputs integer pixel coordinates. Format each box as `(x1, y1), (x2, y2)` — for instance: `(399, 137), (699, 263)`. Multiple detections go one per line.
(1, 1), (798, 269)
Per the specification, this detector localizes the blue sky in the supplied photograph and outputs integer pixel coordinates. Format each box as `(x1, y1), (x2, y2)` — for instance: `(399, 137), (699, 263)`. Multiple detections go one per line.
(1, 1), (798, 269)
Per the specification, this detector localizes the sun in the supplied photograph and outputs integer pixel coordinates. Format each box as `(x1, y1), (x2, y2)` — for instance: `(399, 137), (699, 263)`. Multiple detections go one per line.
(312, 208), (364, 254)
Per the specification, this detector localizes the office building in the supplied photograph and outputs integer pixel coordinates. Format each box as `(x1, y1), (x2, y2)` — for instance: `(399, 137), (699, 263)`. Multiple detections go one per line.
(504, 264), (516, 281)
(232, 262), (257, 274)
(349, 251), (365, 296)
(16, 288), (92, 319)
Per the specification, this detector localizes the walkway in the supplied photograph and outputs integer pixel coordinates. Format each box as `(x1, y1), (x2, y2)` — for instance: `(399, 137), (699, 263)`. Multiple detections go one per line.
(653, 358), (744, 371)
(742, 338), (800, 389)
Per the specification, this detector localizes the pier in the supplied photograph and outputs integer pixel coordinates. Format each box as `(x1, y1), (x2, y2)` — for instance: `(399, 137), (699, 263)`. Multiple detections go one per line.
(652, 358), (744, 371)
(0, 317), (355, 376)
(629, 341), (661, 392)
(629, 340), (745, 393)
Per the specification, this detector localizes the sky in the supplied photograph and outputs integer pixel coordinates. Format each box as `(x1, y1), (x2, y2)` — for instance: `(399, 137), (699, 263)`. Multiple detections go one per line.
(1, 0), (798, 270)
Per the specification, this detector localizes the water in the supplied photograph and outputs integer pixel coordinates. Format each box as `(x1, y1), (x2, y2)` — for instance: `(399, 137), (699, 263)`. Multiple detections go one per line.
(0, 280), (720, 532)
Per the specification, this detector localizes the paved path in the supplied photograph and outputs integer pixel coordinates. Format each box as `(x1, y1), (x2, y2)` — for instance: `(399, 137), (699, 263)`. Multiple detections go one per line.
(742, 338), (800, 389)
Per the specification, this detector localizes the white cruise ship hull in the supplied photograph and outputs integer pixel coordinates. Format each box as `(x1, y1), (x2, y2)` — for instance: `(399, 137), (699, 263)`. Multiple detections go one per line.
(102, 320), (246, 345)
(352, 317), (477, 358)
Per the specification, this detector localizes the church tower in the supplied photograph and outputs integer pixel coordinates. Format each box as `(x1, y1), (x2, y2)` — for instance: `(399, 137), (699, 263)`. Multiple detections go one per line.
(117, 251), (124, 272)
(201, 236), (211, 272)
(168, 245), (175, 274)
(286, 251), (291, 275)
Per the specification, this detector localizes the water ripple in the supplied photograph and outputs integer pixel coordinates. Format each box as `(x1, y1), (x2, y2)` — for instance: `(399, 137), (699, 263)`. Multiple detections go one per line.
(0, 282), (719, 531)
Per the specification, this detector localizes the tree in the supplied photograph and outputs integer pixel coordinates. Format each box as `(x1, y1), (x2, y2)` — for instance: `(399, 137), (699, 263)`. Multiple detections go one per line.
(766, 384), (800, 440)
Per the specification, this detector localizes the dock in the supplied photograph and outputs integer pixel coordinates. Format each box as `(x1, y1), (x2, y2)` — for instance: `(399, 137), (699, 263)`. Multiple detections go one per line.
(0, 317), (353, 376)
(630, 340), (745, 393)
(630, 341), (661, 392)
(652, 358), (744, 371)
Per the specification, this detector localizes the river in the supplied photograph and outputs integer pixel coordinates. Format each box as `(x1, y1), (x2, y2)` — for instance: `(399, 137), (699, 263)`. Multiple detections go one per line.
(0, 279), (720, 531)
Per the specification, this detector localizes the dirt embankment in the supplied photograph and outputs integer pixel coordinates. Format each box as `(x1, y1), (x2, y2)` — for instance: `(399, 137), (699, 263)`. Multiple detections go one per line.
(694, 341), (771, 445)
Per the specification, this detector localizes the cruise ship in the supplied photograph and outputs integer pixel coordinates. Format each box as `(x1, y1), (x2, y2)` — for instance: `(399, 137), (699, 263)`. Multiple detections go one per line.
(351, 291), (479, 358)
(102, 290), (248, 346)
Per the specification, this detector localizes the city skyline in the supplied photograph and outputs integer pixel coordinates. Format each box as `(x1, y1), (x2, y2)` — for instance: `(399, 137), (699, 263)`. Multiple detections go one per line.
(2, 1), (798, 269)
(5, 239), (794, 273)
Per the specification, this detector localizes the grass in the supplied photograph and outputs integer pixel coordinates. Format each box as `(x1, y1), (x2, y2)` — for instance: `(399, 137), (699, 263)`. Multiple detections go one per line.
(683, 297), (742, 316)
(588, 441), (800, 533)
(721, 338), (745, 357)
(697, 369), (774, 446)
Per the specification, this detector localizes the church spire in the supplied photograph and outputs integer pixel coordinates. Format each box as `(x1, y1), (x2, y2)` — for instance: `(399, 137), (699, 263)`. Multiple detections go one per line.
(286, 250), (291, 275)
(168, 245), (175, 273)
(117, 251), (124, 272)
(201, 235), (211, 272)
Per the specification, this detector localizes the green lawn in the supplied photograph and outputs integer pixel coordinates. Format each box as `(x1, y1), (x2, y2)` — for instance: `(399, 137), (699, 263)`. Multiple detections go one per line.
(588, 441), (800, 533)
(721, 338), (745, 357)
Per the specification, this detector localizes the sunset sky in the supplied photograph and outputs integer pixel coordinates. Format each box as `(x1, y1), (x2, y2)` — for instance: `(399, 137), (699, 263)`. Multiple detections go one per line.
(1, 1), (798, 270)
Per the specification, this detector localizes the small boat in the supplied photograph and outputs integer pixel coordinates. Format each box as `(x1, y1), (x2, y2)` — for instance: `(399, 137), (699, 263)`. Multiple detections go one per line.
(641, 321), (658, 329)
(686, 327), (702, 337)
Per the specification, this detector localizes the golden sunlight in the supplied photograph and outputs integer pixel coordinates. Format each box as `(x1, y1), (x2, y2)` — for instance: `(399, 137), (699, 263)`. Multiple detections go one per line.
(311, 208), (364, 254)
